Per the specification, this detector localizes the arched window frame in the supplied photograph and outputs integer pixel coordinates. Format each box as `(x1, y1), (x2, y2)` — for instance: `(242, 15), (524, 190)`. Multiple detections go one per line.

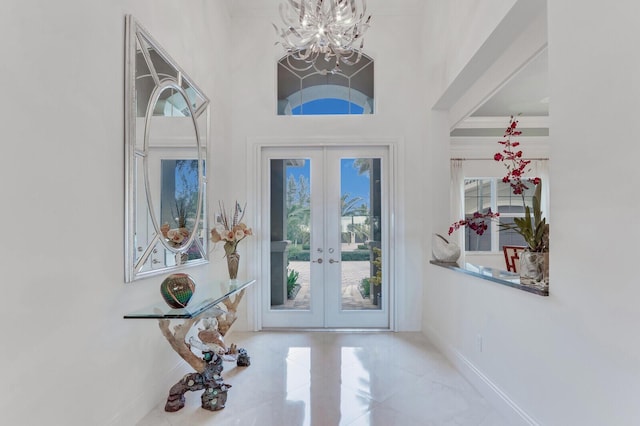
(277, 53), (374, 115)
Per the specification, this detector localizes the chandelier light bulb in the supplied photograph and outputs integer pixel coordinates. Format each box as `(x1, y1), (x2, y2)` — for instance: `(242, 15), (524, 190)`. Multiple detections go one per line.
(274, 0), (372, 74)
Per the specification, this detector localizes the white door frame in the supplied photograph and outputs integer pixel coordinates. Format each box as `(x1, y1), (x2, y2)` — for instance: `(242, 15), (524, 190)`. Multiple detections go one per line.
(248, 137), (399, 331)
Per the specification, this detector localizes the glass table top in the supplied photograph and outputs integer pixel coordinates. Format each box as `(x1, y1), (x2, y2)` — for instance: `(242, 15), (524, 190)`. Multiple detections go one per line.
(124, 279), (256, 319)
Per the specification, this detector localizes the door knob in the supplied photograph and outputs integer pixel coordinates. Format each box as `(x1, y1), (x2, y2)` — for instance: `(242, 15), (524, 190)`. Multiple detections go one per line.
(313, 258), (323, 264)
(329, 258), (340, 264)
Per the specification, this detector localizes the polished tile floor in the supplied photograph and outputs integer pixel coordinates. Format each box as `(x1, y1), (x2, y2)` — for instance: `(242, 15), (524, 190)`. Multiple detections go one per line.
(137, 332), (510, 426)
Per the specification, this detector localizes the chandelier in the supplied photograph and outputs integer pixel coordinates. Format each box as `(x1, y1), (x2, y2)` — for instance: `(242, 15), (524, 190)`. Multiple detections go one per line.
(274, 0), (372, 74)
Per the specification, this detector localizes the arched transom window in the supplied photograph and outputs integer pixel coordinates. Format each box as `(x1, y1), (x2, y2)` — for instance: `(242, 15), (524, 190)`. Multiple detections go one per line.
(277, 53), (374, 115)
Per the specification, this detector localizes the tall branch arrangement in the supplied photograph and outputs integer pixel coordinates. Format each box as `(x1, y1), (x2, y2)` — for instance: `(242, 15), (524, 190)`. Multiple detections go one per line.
(449, 116), (548, 252)
(210, 201), (253, 256)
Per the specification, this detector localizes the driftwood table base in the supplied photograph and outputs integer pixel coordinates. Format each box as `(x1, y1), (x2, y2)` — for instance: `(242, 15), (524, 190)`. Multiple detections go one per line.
(157, 289), (250, 412)
(165, 353), (230, 412)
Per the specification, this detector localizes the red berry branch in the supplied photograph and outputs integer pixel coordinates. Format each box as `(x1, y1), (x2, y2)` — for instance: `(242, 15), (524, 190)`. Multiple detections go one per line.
(448, 209), (500, 236)
(495, 116), (540, 195)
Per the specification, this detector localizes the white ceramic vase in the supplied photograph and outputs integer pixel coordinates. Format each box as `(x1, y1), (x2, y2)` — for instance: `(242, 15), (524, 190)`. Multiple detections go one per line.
(432, 234), (461, 263)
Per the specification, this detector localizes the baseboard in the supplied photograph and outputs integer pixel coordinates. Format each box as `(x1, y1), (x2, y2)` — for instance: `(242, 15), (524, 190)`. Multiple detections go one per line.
(107, 360), (188, 425)
(423, 326), (540, 426)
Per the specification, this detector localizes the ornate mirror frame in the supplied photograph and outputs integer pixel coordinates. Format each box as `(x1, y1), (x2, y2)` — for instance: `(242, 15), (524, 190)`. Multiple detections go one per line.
(124, 15), (210, 282)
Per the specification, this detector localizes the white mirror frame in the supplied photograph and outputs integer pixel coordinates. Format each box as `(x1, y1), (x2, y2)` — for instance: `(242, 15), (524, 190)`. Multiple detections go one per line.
(124, 15), (209, 282)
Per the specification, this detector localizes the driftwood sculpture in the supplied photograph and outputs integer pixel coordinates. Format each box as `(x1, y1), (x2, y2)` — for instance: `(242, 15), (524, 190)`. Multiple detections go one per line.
(164, 352), (229, 412)
(157, 289), (250, 412)
(217, 289), (245, 335)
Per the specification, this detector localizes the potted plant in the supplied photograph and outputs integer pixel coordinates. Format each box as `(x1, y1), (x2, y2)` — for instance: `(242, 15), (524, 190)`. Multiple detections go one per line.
(449, 116), (549, 287)
(502, 182), (549, 287)
(503, 183), (548, 252)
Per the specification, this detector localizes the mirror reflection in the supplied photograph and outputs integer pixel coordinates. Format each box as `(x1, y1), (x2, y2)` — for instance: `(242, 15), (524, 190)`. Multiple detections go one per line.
(125, 16), (209, 282)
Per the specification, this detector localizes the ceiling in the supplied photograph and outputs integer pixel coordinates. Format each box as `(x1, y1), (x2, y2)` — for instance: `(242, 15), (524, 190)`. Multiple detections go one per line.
(228, 0), (425, 16)
(451, 48), (549, 137)
(472, 50), (549, 118)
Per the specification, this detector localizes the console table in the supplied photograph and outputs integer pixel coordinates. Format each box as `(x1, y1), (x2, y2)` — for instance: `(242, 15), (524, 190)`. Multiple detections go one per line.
(124, 278), (256, 412)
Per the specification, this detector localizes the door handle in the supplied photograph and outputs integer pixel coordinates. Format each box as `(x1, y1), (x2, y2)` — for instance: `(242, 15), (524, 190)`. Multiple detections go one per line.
(329, 258), (340, 264)
(313, 258), (323, 264)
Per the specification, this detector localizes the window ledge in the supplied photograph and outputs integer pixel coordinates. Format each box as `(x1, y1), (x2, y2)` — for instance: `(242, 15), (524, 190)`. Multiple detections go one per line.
(429, 260), (549, 296)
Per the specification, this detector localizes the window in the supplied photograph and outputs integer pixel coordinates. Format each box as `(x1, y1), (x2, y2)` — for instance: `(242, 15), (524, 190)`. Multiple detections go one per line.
(464, 178), (536, 252)
(291, 98), (364, 115)
(277, 54), (374, 115)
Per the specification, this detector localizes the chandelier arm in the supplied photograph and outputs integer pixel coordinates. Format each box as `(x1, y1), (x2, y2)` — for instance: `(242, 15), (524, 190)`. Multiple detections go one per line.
(348, 0), (357, 17)
(299, 0), (306, 25)
(315, 0), (323, 17)
(279, 3), (291, 27)
(329, 0), (337, 19)
(338, 49), (362, 66)
(286, 54), (314, 72)
(293, 46), (323, 64)
(361, 0), (368, 16)
(281, 29), (318, 51)
(313, 56), (338, 75)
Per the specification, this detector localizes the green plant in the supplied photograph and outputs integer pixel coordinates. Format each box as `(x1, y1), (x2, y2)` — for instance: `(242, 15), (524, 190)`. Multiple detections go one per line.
(287, 248), (310, 261)
(369, 247), (382, 286)
(500, 183), (549, 252)
(360, 277), (371, 297)
(340, 250), (370, 261)
(287, 268), (299, 298)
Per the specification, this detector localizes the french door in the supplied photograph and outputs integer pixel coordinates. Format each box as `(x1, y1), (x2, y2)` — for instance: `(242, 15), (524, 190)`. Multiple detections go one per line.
(261, 146), (390, 328)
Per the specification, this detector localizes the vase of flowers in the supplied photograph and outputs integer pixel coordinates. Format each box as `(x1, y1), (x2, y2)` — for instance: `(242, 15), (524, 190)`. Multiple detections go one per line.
(495, 117), (549, 287)
(210, 201), (252, 280)
(505, 181), (549, 287)
(449, 116), (549, 287)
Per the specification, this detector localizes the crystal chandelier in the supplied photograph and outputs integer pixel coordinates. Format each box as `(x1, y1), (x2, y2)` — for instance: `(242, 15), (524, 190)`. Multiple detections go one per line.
(274, 0), (372, 74)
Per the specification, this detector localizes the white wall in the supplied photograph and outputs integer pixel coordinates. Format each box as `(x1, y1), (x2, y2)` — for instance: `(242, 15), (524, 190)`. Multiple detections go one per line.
(442, 0), (517, 89)
(0, 1), (232, 424)
(424, 0), (640, 424)
(230, 1), (427, 331)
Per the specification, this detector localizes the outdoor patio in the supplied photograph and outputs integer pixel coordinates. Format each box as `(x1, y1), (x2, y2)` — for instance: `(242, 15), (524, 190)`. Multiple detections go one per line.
(272, 260), (381, 310)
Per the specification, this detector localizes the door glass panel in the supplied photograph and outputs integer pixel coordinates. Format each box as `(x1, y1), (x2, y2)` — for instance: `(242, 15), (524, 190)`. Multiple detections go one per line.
(340, 158), (382, 311)
(270, 158), (311, 311)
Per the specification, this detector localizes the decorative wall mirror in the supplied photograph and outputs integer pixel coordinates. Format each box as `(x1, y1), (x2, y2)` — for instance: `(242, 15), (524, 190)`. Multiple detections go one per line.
(124, 15), (209, 282)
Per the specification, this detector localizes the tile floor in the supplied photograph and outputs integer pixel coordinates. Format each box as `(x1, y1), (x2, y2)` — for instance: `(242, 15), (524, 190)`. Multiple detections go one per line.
(137, 332), (511, 426)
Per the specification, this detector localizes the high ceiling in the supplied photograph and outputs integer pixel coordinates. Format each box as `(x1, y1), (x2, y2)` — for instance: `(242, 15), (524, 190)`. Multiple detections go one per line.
(472, 50), (549, 118)
(229, 0), (549, 124)
(451, 48), (549, 137)
(228, 0), (425, 16)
